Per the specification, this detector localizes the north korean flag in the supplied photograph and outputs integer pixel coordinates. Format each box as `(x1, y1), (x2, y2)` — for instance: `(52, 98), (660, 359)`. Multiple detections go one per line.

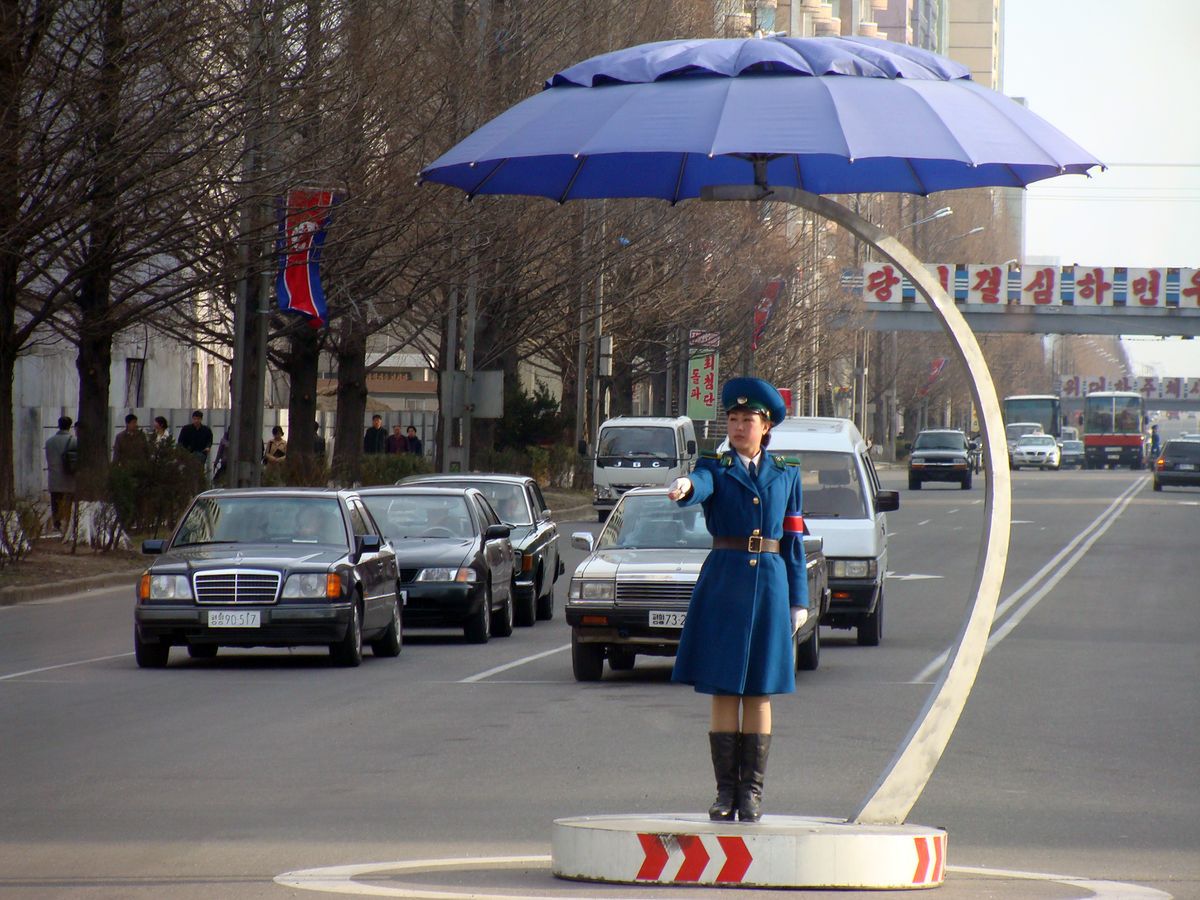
(276, 189), (338, 327)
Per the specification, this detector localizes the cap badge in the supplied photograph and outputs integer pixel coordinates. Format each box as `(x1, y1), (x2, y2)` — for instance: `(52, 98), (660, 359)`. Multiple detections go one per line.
(737, 396), (749, 405)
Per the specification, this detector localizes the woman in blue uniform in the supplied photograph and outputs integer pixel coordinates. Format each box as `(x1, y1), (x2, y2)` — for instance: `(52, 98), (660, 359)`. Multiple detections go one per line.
(667, 377), (809, 823)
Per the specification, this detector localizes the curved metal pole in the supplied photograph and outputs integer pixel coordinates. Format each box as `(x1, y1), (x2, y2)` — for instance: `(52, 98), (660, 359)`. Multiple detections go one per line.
(702, 185), (1012, 825)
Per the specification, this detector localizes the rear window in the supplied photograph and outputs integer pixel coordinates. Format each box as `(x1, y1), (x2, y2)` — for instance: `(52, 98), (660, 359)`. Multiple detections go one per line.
(1163, 441), (1200, 461)
(780, 450), (867, 519)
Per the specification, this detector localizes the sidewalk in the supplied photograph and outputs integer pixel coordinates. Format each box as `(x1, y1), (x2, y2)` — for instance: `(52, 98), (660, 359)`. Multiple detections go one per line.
(0, 567), (143, 607)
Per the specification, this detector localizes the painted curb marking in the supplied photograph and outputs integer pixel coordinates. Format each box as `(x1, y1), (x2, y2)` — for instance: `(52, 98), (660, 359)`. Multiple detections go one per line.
(633, 832), (749, 884)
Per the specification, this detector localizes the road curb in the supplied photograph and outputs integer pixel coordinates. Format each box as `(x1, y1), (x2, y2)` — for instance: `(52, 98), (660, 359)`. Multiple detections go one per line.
(0, 568), (142, 608)
(553, 502), (596, 521)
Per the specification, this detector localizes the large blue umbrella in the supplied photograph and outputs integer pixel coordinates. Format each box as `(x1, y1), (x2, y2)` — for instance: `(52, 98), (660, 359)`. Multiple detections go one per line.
(420, 35), (1102, 201)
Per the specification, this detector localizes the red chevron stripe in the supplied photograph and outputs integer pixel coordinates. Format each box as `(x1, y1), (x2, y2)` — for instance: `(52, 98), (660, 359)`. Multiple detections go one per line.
(635, 833), (668, 881)
(674, 834), (710, 882)
(912, 836), (932, 884)
(934, 833), (946, 882)
(715, 835), (752, 882)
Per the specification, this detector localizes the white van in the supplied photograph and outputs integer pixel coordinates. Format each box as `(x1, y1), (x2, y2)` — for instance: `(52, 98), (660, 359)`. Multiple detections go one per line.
(720, 416), (898, 646)
(591, 416), (698, 522)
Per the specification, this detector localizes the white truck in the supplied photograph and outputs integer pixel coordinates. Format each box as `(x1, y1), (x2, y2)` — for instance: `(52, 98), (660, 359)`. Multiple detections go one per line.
(590, 416), (698, 522)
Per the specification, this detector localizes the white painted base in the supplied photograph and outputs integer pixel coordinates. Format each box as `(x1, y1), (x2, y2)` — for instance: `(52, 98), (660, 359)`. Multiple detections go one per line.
(552, 813), (946, 890)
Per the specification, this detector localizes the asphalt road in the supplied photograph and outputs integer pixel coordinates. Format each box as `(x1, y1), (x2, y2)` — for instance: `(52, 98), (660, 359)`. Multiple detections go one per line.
(0, 469), (1197, 899)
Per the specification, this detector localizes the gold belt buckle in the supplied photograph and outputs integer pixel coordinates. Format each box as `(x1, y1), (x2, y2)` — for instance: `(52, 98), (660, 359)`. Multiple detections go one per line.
(747, 535), (762, 553)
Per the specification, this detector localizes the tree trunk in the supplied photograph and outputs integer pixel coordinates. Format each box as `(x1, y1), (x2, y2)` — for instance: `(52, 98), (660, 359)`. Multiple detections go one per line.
(285, 327), (320, 458)
(332, 326), (367, 482)
(74, 311), (113, 501)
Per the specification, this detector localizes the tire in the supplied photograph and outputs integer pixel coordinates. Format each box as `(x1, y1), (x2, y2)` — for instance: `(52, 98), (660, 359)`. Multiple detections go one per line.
(857, 588), (883, 647)
(514, 575), (537, 627)
(571, 630), (604, 682)
(371, 598), (403, 657)
(908, 475), (921, 490)
(492, 582), (514, 638)
(1153, 479), (1162, 492)
(134, 629), (170, 669)
(464, 584), (491, 644)
(795, 621), (820, 672)
(187, 644), (218, 659)
(535, 571), (554, 621)
(330, 599), (364, 667)
(607, 647), (636, 671)
(961, 474), (972, 490)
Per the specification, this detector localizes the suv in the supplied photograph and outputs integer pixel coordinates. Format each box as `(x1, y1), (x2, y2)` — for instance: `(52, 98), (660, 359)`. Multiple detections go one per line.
(1152, 439), (1200, 491)
(908, 429), (973, 490)
(722, 417), (898, 646)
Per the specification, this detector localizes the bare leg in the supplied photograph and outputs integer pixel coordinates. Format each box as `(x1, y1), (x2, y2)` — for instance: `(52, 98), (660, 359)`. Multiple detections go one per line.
(710, 695), (741, 732)
(741, 696), (771, 734)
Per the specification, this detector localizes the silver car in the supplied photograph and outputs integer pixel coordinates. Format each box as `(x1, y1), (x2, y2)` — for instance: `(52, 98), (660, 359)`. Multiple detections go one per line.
(1011, 434), (1062, 470)
(564, 487), (828, 681)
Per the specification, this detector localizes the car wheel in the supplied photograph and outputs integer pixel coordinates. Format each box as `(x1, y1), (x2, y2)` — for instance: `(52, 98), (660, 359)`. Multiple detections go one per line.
(464, 583), (491, 644)
(1153, 478), (1162, 492)
(134, 629), (170, 669)
(187, 644), (218, 659)
(857, 588), (883, 647)
(571, 630), (604, 682)
(492, 582), (514, 638)
(371, 598), (403, 657)
(795, 621), (820, 672)
(535, 567), (554, 621)
(961, 474), (972, 490)
(330, 598), (364, 667)
(514, 575), (536, 627)
(607, 647), (636, 671)
(908, 475), (921, 490)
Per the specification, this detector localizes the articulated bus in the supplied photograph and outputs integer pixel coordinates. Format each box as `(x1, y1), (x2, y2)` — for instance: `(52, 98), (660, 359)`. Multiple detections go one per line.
(1002, 395), (1062, 440)
(1082, 391), (1145, 469)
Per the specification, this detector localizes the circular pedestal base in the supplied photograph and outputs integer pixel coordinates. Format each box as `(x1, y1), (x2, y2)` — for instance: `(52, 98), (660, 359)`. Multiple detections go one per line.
(553, 813), (946, 890)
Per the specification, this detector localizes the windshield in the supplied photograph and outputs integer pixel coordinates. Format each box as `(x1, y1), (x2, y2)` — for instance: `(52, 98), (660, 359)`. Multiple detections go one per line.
(1006, 423), (1042, 440)
(1062, 441), (1084, 451)
(1019, 435), (1056, 447)
(598, 494), (711, 550)
(597, 426), (676, 459)
(174, 497), (347, 547)
(422, 481), (531, 525)
(1003, 398), (1060, 436)
(361, 494), (473, 540)
(1085, 395), (1143, 435)
(784, 450), (867, 519)
(913, 432), (967, 451)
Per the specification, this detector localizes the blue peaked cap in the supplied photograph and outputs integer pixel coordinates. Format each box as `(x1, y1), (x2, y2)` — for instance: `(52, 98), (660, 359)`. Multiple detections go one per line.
(721, 377), (787, 425)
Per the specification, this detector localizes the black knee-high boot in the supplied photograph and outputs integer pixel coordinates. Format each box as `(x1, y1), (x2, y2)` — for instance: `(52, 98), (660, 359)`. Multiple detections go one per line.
(707, 732), (740, 821)
(736, 733), (771, 823)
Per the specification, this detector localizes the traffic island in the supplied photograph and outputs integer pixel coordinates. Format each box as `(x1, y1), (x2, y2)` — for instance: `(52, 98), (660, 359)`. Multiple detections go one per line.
(552, 813), (946, 889)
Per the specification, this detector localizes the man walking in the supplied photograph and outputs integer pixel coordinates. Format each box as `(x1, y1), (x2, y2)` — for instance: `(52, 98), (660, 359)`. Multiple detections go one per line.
(406, 425), (423, 456)
(177, 410), (214, 469)
(363, 414), (387, 455)
(112, 414), (149, 465)
(44, 416), (76, 533)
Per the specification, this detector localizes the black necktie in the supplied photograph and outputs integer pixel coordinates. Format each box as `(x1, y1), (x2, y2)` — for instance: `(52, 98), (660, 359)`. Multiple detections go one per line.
(749, 461), (758, 480)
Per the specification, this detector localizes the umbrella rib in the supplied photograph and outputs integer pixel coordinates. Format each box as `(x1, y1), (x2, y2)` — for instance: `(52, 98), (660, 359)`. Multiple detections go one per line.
(558, 156), (587, 204)
(672, 153), (688, 205)
(793, 154), (805, 191)
(466, 158), (509, 199)
(903, 158), (928, 195)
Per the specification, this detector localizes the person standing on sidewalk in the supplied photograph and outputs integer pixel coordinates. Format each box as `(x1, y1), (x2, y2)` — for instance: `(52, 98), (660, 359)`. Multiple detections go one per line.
(666, 377), (809, 823)
(45, 416), (76, 533)
(177, 410), (214, 470)
(363, 414), (387, 455)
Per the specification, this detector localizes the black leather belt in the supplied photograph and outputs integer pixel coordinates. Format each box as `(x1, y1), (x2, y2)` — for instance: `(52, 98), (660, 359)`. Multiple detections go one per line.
(712, 536), (780, 554)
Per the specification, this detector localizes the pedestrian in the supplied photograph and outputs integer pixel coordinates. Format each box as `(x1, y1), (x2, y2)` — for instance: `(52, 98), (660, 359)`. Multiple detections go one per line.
(112, 413), (149, 465)
(405, 425), (423, 456)
(313, 421), (326, 459)
(666, 377), (809, 823)
(386, 424), (408, 454)
(1149, 423), (1161, 458)
(177, 410), (214, 468)
(264, 425), (287, 468)
(363, 414), (387, 455)
(44, 416), (76, 532)
(152, 416), (171, 446)
(212, 431), (230, 483)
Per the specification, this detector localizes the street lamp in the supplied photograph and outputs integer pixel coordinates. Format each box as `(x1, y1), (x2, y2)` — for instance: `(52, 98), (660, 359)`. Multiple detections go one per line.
(902, 206), (953, 230)
(925, 225), (984, 256)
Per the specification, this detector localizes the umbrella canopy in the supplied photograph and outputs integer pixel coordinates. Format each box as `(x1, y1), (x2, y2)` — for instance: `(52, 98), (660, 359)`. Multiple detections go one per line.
(420, 35), (1101, 202)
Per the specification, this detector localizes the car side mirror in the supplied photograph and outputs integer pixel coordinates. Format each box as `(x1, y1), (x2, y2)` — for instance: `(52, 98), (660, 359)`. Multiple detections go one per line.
(541, 508), (553, 521)
(142, 539), (167, 554)
(686, 439), (697, 455)
(485, 524), (511, 540)
(571, 531), (595, 553)
(357, 534), (382, 553)
(577, 440), (588, 457)
(875, 490), (900, 512)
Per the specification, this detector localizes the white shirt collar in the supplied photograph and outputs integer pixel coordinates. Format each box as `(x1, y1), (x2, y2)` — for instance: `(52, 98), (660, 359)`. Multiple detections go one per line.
(736, 449), (763, 470)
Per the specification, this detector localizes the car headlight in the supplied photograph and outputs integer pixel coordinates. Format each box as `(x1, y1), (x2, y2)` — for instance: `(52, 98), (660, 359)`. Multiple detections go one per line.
(569, 579), (616, 601)
(282, 572), (341, 598)
(830, 559), (877, 579)
(139, 573), (192, 601)
(416, 567), (477, 583)
(594, 485), (613, 500)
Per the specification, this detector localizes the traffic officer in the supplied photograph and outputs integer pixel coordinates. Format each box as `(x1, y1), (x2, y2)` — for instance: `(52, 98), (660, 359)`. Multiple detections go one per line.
(667, 377), (809, 823)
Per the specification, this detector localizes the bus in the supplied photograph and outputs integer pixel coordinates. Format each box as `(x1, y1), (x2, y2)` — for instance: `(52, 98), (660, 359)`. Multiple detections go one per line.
(1002, 395), (1062, 440)
(1082, 391), (1145, 470)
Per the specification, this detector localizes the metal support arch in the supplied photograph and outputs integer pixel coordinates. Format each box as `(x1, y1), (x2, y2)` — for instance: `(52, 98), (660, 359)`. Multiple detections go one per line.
(703, 184), (1012, 826)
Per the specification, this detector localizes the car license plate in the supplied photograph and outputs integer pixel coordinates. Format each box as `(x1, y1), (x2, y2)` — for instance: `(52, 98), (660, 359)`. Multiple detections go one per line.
(1178, 464), (1196, 471)
(649, 610), (686, 628)
(208, 610), (260, 628)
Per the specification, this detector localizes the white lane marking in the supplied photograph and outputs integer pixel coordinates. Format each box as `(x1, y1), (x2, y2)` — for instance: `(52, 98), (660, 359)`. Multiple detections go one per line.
(275, 855), (1173, 898)
(917, 519), (931, 526)
(913, 477), (1146, 684)
(886, 573), (944, 581)
(458, 645), (570, 683)
(0, 652), (134, 682)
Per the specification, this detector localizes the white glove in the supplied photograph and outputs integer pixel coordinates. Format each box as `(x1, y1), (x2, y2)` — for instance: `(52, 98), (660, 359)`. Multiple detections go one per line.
(667, 476), (692, 501)
(790, 607), (809, 635)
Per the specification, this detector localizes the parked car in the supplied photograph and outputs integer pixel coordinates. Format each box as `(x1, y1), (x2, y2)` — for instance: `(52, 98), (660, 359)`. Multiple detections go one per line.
(135, 489), (401, 668)
(907, 429), (973, 490)
(401, 473), (563, 624)
(1059, 439), (1086, 469)
(358, 486), (515, 643)
(1152, 438), (1200, 491)
(565, 487), (829, 681)
(1011, 434), (1061, 470)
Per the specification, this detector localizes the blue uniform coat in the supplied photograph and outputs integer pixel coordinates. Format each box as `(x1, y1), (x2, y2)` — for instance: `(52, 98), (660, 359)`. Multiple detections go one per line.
(672, 451), (809, 696)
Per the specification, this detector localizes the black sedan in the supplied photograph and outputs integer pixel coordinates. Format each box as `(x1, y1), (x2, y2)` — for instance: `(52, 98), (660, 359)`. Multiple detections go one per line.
(135, 489), (402, 668)
(400, 473), (563, 624)
(1153, 438), (1200, 491)
(358, 486), (516, 643)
